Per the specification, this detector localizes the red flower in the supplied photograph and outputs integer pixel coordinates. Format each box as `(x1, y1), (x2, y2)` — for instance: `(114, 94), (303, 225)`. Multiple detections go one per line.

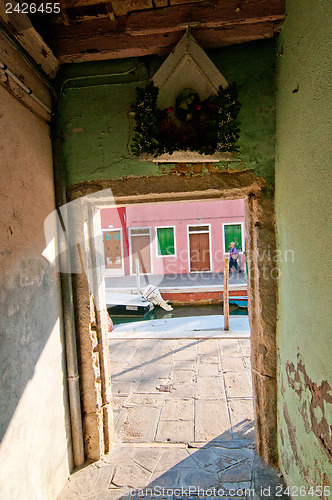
(167, 106), (173, 113)
(195, 104), (202, 111)
(209, 102), (215, 108)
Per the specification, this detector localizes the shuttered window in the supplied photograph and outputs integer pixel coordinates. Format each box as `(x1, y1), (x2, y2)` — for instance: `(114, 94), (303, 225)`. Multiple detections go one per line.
(157, 227), (175, 256)
(224, 224), (243, 252)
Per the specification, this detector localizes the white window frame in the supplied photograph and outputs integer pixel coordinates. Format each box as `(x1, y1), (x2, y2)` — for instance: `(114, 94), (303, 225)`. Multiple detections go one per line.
(155, 225), (177, 258)
(222, 221), (245, 254)
(102, 228), (124, 276)
(128, 226), (153, 275)
(187, 223), (212, 273)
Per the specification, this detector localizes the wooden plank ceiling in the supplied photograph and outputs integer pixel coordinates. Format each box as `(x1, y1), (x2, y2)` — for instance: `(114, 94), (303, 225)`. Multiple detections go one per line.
(37, 0), (286, 63)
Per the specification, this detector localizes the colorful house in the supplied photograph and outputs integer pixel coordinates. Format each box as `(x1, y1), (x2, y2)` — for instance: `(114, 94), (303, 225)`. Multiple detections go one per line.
(101, 199), (245, 276)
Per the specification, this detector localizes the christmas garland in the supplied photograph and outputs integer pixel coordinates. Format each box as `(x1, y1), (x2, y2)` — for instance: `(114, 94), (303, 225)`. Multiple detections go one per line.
(131, 81), (241, 157)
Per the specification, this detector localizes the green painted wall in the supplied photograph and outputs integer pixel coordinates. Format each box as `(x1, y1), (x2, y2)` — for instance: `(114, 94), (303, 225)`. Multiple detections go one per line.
(275, 0), (332, 490)
(57, 40), (276, 187)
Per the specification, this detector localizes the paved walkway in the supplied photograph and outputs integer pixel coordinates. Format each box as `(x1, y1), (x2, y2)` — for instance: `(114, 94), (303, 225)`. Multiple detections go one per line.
(110, 338), (253, 445)
(105, 272), (247, 291)
(58, 338), (289, 499)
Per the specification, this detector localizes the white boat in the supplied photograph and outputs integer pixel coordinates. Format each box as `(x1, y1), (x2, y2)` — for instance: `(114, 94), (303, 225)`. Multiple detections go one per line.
(105, 292), (153, 317)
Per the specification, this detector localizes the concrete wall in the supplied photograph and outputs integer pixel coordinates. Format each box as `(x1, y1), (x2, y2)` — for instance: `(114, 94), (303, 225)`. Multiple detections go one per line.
(0, 84), (72, 497)
(275, 0), (332, 489)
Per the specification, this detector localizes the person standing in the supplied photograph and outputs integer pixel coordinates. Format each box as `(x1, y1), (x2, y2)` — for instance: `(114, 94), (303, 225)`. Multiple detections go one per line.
(229, 242), (242, 272)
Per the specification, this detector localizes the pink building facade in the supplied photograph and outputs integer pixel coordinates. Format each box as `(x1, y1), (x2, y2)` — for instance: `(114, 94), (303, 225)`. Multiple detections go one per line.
(101, 199), (245, 276)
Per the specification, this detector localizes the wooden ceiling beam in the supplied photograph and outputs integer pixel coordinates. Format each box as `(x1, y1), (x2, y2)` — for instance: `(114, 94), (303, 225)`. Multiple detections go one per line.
(51, 18), (284, 63)
(62, 0), (154, 13)
(0, 0), (59, 78)
(126, 0), (285, 35)
(50, 0), (285, 62)
(110, 0), (153, 17)
(62, 0), (110, 8)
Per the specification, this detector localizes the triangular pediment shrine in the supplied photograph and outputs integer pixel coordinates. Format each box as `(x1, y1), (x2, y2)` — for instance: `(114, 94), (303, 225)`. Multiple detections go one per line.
(131, 31), (240, 162)
(153, 31), (228, 111)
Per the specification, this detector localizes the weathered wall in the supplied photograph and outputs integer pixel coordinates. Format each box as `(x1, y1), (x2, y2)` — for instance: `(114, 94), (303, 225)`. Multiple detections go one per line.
(56, 39), (280, 463)
(275, 0), (332, 490)
(0, 83), (71, 497)
(57, 39), (276, 187)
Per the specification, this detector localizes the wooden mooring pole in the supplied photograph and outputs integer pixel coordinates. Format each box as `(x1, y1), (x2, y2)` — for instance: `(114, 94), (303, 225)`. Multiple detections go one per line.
(135, 258), (141, 294)
(224, 257), (229, 331)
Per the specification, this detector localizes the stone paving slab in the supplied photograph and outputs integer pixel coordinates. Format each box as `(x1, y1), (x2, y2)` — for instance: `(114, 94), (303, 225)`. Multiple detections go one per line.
(118, 407), (161, 442)
(196, 377), (225, 400)
(124, 394), (165, 408)
(135, 377), (169, 394)
(58, 443), (289, 500)
(173, 348), (199, 361)
(111, 461), (152, 489)
(223, 372), (252, 399)
(195, 400), (232, 442)
(163, 383), (196, 400)
(219, 340), (243, 357)
(170, 369), (195, 384)
(198, 363), (219, 377)
(132, 447), (164, 473)
(228, 400), (254, 436)
(218, 460), (252, 483)
(160, 399), (195, 421)
(197, 339), (220, 355)
(198, 355), (219, 364)
(142, 364), (173, 379)
(154, 447), (195, 472)
(172, 359), (197, 371)
(112, 381), (134, 396)
(156, 420), (195, 443)
(109, 347), (136, 363)
(221, 356), (246, 371)
(112, 369), (144, 382)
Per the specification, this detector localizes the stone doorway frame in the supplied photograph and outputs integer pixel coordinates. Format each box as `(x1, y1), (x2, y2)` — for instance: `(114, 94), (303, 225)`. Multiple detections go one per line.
(68, 169), (278, 467)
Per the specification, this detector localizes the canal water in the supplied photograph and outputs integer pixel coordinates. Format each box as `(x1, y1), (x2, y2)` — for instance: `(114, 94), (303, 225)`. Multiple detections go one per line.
(112, 303), (248, 325)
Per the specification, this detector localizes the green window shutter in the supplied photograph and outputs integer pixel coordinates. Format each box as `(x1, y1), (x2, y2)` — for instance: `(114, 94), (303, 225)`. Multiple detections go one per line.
(224, 224), (242, 252)
(157, 228), (175, 256)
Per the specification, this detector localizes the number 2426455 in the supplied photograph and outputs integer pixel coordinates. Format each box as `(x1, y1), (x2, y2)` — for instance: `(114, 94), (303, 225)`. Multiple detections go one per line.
(6, 3), (61, 14)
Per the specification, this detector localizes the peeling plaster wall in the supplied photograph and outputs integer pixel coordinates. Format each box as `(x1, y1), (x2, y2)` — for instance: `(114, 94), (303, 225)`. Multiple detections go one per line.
(56, 39), (280, 463)
(57, 39), (276, 187)
(275, 0), (332, 489)
(0, 85), (72, 498)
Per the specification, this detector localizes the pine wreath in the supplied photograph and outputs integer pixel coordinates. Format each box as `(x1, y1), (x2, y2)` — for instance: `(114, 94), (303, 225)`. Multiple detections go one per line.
(131, 81), (241, 157)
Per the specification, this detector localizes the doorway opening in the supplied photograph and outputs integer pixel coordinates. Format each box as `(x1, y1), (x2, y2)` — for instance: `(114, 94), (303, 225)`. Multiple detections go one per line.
(100, 198), (248, 332)
(98, 197), (253, 494)
(68, 170), (278, 473)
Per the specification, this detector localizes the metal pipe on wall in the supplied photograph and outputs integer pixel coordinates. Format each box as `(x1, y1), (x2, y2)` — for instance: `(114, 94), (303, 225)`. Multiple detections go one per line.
(59, 268), (85, 468)
(52, 131), (85, 468)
